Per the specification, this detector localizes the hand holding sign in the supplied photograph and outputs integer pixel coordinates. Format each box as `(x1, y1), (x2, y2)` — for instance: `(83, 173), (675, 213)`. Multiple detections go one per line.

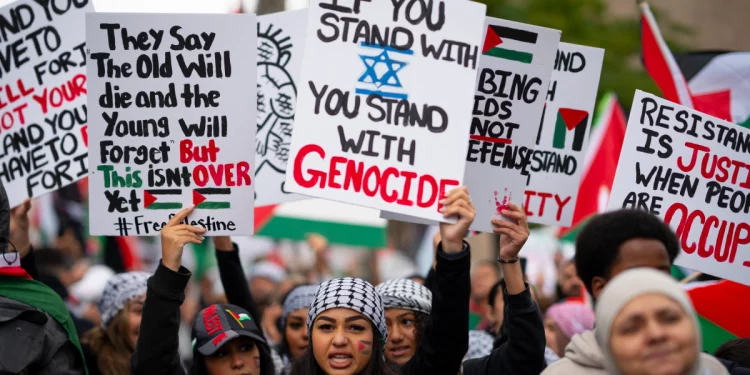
(491, 202), (529, 261)
(160, 206), (206, 272)
(439, 186), (476, 253)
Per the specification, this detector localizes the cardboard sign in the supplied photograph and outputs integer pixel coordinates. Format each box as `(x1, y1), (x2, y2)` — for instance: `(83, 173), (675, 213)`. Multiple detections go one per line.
(525, 43), (604, 226)
(255, 9), (307, 206)
(608, 90), (750, 286)
(382, 17), (560, 232)
(87, 13), (257, 236)
(284, 0), (486, 222)
(0, 0), (93, 208)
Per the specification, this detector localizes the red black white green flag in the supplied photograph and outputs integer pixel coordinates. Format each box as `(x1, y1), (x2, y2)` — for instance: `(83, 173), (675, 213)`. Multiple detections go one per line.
(675, 51), (750, 129)
(482, 25), (538, 64)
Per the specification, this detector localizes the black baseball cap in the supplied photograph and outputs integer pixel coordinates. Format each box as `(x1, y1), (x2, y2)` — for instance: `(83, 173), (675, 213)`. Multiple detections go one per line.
(191, 304), (267, 356)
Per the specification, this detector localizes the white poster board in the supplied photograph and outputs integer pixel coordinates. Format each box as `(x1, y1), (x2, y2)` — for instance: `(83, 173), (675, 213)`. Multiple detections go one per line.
(525, 43), (604, 226)
(284, 0), (487, 222)
(608, 90), (750, 286)
(0, 0), (93, 208)
(382, 17), (560, 233)
(255, 9), (307, 206)
(87, 13), (257, 236)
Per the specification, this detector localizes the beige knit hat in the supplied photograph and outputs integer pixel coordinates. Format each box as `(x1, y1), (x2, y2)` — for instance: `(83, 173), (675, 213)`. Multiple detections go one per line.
(594, 268), (703, 375)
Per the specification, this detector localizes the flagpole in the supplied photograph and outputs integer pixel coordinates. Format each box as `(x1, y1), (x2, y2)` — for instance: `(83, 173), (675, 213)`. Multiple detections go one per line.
(679, 271), (703, 284)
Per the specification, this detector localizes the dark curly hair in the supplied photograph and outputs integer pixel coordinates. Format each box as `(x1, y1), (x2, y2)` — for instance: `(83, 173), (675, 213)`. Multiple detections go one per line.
(574, 209), (680, 298)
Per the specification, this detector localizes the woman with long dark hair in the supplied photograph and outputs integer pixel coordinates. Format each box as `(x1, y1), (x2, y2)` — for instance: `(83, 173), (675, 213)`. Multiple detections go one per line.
(131, 206), (275, 375)
(82, 271), (149, 375)
(290, 277), (397, 375)
(272, 284), (319, 372)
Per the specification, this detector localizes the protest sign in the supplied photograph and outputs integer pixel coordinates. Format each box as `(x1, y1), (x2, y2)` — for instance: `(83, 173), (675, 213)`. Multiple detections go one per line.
(255, 9), (307, 207)
(525, 43), (603, 226)
(284, 0), (486, 222)
(608, 90), (750, 286)
(0, 0), (93, 208)
(87, 13), (257, 236)
(382, 17), (560, 233)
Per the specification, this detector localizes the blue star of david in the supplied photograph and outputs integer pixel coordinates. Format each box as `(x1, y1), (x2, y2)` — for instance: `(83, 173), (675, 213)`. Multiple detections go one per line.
(358, 50), (407, 89)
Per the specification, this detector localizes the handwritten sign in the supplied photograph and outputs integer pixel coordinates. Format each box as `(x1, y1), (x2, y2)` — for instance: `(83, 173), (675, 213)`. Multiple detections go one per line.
(0, 0), (93, 208)
(87, 13), (257, 236)
(255, 9), (307, 207)
(608, 90), (750, 286)
(525, 43), (603, 226)
(382, 17), (560, 232)
(284, 0), (486, 222)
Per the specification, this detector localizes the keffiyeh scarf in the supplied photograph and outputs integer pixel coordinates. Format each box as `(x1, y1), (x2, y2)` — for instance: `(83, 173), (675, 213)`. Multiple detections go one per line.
(98, 271), (149, 327)
(307, 277), (387, 341)
(375, 278), (432, 315)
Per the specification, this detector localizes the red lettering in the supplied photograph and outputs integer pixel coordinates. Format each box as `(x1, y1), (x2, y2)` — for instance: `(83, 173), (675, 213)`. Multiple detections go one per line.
(677, 142), (708, 173)
(237, 161), (251, 185)
(438, 179), (459, 212)
(554, 195), (571, 221)
(536, 192), (552, 217)
(291, 144), (452, 211)
(31, 73), (86, 114)
(523, 191), (535, 216)
(417, 175), (437, 208)
(293, 144), (326, 189)
(363, 166), (381, 197)
(380, 167), (399, 203)
(665, 202), (749, 265)
(194, 165), (208, 187)
(328, 157), (346, 189)
(202, 305), (223, 335)
(397, 171), (416, 206)
(80, 125), (88, 147)
(180, 139), (220, 163)
(344, 160), (364, 192)
(211, 332), (227, 346)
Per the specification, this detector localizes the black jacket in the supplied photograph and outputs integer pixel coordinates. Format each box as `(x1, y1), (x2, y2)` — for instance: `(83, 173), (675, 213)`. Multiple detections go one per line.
(131, 262), (191, 375)
(461, 284), (546, 375)
(717, 358), (750, 375)
(215, 246), (262, 324)
(399, 242), (471, 375)
(0, 295), (85, 375)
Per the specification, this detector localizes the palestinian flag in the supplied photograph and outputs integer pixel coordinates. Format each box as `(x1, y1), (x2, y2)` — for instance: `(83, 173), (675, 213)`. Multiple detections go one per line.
(254, 199), (386, 248)
(559, 93), (627, 241)
(640, 1), (694, 107)
(675, 51), (750, 129)
(143, 189), (183, 210)
(482, 24), (538, 64)
(553, 108), (589, 152)
(193, 188), (231, 209)
(684, 280), (750, 352)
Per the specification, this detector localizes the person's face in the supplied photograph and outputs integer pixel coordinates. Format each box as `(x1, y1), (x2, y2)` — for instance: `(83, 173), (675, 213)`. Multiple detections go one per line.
(487, 288), (505, 334)
(384, 308), (418, 365)
(559, 263), (584, 298)
(205, 337), (261, 375)
(544, 317), (570, 358)
(124, 296), (145, 350)
(285, 308), (310, 358)
(311, 308), (374, 375)
(249, 277), (276, 306)
(609, 294), (698, 375)
(472, 265), (499, 301)
(592, 239), (672, 299)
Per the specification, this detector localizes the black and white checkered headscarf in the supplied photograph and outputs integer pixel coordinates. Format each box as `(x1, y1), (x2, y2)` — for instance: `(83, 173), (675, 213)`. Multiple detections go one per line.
(98, 271), (149, 327)
(465, 330), (494, 361)
(375, 278), (432, 315)
(282, 285), (318, 328)
(307, 277), (387, 341)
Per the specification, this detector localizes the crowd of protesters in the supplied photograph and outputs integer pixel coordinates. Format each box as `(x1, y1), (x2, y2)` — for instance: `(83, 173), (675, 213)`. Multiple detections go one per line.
(0, 181), (748, 375)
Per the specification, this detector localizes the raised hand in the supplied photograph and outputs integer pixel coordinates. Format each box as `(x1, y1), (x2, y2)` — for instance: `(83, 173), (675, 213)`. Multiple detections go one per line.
(491, 202), (529, 261)
(160, 206), (206, 271)
(438, 186), (476, 253)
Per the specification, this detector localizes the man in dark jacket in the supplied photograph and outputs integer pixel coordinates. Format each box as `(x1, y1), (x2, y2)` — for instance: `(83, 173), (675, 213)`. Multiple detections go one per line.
(0, 183), (87, 374)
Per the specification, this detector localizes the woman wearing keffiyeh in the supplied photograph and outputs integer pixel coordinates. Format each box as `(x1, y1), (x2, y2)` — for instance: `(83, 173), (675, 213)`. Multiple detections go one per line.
(271, 284), (319, 373)
(292, 186), (477, 375)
